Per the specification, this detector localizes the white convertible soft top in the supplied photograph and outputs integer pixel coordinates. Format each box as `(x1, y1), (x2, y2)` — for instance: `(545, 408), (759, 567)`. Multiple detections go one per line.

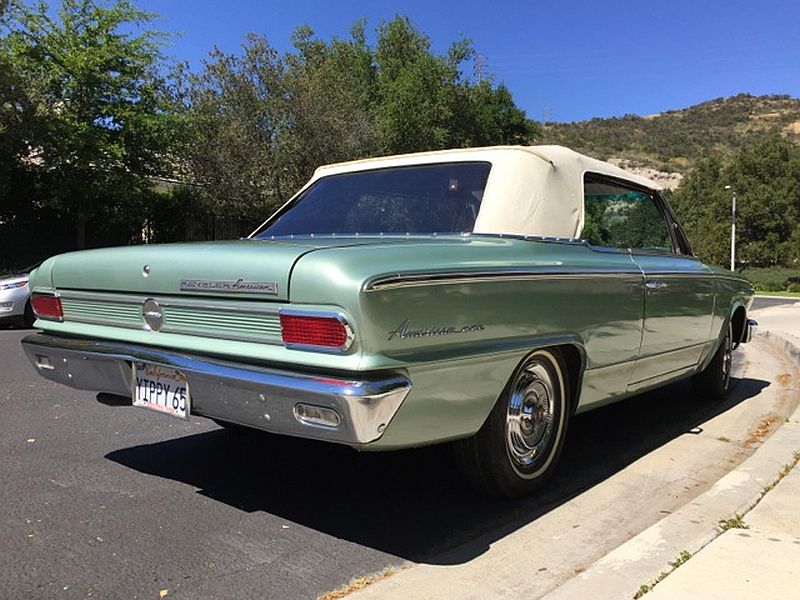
(273, 145), (662, 239)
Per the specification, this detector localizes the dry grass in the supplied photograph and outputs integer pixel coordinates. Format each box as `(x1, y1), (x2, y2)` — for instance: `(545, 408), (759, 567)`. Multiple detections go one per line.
(317, 567), (403, 600)
(744, 416), (780, 448)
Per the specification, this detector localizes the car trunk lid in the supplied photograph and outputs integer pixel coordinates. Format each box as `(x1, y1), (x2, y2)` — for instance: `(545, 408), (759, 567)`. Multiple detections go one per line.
(50, 240), (322, 301)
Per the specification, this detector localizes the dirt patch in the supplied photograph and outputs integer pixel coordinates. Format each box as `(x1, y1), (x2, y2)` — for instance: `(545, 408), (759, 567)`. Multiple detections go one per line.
(744, 415), (781, 448)
(751, 111), (783, 120)
(783, 120), (800, 136)
(776, 372), (793, 387)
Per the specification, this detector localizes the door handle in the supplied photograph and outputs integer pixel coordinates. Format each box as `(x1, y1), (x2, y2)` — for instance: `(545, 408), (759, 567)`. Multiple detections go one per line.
(645, 280), (668, 290)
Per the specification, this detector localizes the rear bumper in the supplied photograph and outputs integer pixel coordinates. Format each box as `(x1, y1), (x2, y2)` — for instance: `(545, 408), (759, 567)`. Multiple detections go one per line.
(21, 333), (411, 445)
(743, 318), (758, 343)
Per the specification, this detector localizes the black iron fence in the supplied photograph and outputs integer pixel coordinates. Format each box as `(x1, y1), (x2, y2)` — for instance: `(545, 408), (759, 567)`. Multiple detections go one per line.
(0, 209), (258, 273)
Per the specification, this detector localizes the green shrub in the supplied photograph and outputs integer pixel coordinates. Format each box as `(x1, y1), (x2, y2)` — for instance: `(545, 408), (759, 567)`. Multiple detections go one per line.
(754, 281), (786, 292)
(742, 267), (800, 289)
(788, 283), (800, 293)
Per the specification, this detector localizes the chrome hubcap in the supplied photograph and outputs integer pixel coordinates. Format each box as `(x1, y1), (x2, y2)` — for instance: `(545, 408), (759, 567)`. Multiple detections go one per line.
(506, 361), (556, 469)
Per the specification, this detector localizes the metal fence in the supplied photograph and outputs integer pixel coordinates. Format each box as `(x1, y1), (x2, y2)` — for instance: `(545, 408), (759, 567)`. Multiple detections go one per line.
(142, 213), (255, 244)
(0, 211), (258, 273)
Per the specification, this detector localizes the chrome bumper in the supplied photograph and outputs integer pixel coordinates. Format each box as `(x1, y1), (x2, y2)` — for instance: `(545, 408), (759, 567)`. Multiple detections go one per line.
(21, 333), (411, 445)
(743, 318), (758, 343)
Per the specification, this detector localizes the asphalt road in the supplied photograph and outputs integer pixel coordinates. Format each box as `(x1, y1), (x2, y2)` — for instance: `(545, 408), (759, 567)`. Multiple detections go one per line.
(752, 296), (799, 310)
(0, 326), (792, 600)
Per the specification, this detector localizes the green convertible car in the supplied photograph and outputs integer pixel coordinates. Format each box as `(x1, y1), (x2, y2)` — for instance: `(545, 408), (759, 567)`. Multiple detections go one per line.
(22, 145), (756, 497)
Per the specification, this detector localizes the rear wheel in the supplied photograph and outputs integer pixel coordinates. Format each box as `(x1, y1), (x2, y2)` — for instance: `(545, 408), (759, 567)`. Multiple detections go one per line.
(692, 321), (733, 401)
(21, 300), (35, 328)
(455, 349), (570, 498)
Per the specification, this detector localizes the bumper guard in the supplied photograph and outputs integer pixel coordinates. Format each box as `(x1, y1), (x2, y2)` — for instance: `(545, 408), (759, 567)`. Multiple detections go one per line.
(21, 333), (411, 445)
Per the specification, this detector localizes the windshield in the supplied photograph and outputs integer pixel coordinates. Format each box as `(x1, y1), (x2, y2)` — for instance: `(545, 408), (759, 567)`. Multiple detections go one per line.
(253, 162), (491, 238)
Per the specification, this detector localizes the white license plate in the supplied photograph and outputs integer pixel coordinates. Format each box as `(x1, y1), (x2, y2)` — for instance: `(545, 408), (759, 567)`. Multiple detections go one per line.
(132, 363), (190, 419)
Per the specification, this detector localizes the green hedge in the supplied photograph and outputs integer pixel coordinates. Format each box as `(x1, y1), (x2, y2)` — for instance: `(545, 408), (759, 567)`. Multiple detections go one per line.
(740, 266), (800, 293)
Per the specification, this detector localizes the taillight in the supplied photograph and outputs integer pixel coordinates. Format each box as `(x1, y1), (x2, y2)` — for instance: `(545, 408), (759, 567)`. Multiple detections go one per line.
(31, 294), (63, 321)
(280, 313), (351, 350)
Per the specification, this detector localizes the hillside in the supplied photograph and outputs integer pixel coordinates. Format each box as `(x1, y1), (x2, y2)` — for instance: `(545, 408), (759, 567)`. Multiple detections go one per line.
(539, 94), (800, 189)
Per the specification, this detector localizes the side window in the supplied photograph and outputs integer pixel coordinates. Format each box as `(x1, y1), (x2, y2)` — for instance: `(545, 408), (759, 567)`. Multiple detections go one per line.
(582, 175), (673, 252)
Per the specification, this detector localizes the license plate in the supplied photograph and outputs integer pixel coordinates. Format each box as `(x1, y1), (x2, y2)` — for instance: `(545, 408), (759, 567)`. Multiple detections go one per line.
(132, 363), (190, 419)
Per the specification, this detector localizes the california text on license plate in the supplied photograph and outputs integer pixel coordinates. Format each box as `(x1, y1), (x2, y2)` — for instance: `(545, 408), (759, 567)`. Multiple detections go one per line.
(132, 363), (190, 419)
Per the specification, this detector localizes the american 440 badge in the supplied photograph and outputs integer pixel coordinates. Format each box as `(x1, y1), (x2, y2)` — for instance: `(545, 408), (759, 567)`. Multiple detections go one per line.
(132, 363), (190, 419)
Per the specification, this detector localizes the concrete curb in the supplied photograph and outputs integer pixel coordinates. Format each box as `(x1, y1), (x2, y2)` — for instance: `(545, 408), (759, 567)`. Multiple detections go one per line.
(760, 330), (800, 365)
(540, 333), (800, 600)
(754, 295), (800, 301)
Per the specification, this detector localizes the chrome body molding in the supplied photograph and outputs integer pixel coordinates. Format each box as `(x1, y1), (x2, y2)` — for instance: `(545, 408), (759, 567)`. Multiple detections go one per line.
(179, 278), (278, 295)
(21, 333), (409, 445)
(58, 289), (282, 315)
(57, 289), (284, 345)
(365, 268), (643, 291)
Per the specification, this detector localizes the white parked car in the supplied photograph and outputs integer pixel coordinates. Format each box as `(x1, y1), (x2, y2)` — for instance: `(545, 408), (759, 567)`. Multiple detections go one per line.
(0, 263), (40, 327)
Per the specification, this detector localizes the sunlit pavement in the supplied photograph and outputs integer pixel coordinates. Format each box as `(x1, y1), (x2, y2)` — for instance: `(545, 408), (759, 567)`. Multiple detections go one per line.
(1, 323), (797, 600)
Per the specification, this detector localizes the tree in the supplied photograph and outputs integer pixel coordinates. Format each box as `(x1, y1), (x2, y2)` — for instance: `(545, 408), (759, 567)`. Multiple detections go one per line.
(671, 135), (800, 268)
(181, 15), (539, 215)
(2, 0), (176, 248)
(176, 36), (289, 213)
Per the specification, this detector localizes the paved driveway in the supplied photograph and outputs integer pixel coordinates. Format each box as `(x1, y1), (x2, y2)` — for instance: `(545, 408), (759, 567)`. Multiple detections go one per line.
(1, 328), (794, 599)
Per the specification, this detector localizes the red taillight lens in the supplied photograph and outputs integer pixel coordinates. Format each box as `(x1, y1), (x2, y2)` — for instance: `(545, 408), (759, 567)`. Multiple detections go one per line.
(31, 294), (63, 321)
(280, 314), (350, 349)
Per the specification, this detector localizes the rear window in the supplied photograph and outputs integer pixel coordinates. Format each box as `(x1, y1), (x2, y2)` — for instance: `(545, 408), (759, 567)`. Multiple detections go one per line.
(253, 162), (491, 237)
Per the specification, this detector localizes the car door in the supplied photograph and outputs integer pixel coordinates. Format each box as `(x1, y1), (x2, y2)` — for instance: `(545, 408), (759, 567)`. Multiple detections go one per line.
(583, 175), (715, 389)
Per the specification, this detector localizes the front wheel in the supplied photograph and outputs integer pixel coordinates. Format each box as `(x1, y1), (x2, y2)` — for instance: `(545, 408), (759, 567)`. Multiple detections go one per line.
(454, 349), (570, 498)
(692, 321), (733, 401)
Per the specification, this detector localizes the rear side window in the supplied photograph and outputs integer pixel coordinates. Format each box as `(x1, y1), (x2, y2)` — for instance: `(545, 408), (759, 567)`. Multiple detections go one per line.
(582, 175), (673, 252)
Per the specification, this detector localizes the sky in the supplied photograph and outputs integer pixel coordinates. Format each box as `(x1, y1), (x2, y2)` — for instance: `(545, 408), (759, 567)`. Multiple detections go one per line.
(137, 0), (800, 123)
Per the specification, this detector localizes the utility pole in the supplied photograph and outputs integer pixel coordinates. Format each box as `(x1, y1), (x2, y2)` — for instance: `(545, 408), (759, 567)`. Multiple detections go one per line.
(474, 53), (486, 83)
(725, 185), (736, 271)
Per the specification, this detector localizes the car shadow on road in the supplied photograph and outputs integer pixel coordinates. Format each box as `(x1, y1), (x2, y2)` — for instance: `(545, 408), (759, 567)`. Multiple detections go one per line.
(106, 374), (769, 565)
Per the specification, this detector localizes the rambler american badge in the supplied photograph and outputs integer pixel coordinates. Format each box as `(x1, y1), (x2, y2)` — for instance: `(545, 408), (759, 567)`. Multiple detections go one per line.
(180, 278), (278, 294)
(388, 319), (485, 341)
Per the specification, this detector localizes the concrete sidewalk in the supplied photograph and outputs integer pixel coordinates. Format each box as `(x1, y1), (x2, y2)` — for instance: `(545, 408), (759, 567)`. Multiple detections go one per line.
(345, 301), (800, 600)
(644, 457), (800, 599)
(542, 302), (800, 599)
(640, 301), (800, 599)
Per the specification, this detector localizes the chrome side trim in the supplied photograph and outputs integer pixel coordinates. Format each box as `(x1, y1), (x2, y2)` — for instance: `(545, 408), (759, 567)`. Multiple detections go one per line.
(642, 271), (713, 279)
(365, 268), (643, 291)
(21, 333), (409, 445)
(466, 232), (585, 245)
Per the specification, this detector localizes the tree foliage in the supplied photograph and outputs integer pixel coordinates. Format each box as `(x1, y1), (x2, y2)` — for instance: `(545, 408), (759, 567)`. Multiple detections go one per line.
(1, 0), (176, 247)
(180, 16), (538, 214)
(671, 135), (800, 268)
